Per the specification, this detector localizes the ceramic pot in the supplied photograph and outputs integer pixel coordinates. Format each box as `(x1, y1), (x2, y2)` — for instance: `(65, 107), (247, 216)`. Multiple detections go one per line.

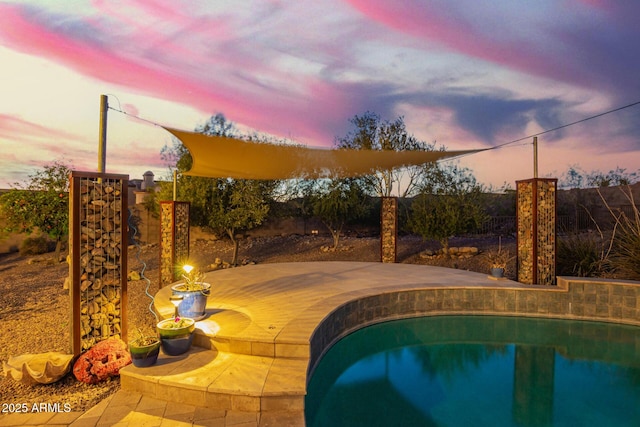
(157, 318), (196, 356)
(157, 318), (195, 339)
(160, 333), (195, 356)
(490, 267), (505, 278)
(171, 282), (211, 321)
(129, 340), (160, 367)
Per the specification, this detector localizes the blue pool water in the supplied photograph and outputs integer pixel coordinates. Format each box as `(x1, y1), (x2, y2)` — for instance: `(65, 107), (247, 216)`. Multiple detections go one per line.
(305, 316), (640, 427)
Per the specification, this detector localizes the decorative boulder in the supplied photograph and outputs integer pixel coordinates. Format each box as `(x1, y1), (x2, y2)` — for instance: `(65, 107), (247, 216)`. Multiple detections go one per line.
(3, 352), (74, 385)
(73, 338), (131, 384)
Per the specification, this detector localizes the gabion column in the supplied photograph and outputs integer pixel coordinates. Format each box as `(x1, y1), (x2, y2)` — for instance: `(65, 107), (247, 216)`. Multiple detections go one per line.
(69, 171), (128, 355)
(516, 178), (557, 285)
(159, 201), (190, 287)
(380, 197), (398, 263)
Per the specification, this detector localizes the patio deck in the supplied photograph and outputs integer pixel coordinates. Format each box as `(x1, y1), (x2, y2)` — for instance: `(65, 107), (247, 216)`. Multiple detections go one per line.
(118, 261), (528, 426)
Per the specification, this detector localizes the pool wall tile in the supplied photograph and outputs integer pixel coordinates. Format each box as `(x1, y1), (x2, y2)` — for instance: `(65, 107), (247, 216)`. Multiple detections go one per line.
(307, 277), (640, 376)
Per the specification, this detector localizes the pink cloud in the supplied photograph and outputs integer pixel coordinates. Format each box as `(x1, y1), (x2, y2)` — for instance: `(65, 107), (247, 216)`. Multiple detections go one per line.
(0, 114), (83, 142)
(122, 103), (139, 117)
(4, 0), (635, 160)
(0, 3), (357, 147)
(108, 148), (165, 169)
(0, 6), (235, 112)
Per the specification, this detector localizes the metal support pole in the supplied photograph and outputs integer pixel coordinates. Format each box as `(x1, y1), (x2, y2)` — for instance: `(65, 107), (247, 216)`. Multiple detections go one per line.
(533, 136), (538, 178)
(98, 95), (108, 174)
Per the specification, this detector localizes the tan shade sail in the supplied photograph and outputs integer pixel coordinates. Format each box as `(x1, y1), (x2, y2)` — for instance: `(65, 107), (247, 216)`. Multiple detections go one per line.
(164, 127), (485, 180)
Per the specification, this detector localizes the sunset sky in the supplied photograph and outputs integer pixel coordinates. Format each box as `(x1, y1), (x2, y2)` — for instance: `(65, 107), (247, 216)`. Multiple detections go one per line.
(1, 0), (639, 190)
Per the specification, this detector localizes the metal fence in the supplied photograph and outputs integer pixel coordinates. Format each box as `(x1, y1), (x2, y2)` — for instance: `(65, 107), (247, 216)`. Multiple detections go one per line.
(479, 205), (639, 236)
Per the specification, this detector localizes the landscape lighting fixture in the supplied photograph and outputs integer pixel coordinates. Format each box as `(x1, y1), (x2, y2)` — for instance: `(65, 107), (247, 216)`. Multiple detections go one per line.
(169, 295), (183, 319)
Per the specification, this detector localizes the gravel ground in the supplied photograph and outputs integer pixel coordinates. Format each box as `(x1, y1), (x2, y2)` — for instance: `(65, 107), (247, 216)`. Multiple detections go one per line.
(0, 234), (514, 413)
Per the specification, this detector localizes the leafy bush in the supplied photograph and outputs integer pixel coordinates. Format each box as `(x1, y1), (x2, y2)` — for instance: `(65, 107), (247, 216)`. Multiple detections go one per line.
(407, 165), (488, 252)
(19, 235), (52, 256)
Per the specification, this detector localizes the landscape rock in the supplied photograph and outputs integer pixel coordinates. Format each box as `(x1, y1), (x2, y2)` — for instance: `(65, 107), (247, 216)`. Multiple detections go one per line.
(72, 338), (131, 384)
(419, 247), (479, 259)
(127, 270), (141, 281)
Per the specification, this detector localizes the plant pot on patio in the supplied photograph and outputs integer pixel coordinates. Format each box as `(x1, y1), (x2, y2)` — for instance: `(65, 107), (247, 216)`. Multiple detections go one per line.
(129, 335), (161, 368)
(171, 282), (211, 321)
(484, 244), (513, 279)
(490, 267), (505, 278)
(157, 317), (196, 356)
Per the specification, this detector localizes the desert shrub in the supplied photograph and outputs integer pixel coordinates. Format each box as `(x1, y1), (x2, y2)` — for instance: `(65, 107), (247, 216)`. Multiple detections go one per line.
(609, 211), (640, 280)
(596, 186), (640, 280)
(556, 232), (611, 277)
(19, 235), (52, 256)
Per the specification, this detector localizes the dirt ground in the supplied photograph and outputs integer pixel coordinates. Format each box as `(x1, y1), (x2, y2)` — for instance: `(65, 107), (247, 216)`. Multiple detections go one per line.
(0, 234), (515, 413)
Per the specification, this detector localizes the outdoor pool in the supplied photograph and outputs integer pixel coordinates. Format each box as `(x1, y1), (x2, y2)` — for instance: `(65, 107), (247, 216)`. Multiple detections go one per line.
(305, 315), (640, 427)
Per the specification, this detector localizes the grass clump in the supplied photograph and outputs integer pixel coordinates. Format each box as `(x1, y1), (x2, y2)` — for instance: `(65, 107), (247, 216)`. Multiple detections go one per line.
(557, 232), (611, 277)
(608, 209), (640, 280)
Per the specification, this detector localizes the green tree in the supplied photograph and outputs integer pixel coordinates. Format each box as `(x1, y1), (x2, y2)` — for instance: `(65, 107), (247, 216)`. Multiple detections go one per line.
(335, 112), (438, 197)
(206, 178), (276, 265)
(159, 114), (278, 265)
(408, 163), (487, 253)
(0, 161), (71, 261)
(311, 177), (371, 250)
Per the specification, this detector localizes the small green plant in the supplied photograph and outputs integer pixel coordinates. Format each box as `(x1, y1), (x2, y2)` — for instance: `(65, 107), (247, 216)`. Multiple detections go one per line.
(175, 264), (208, 291)
(160, 317), (192, 329)
(129, 328), (158, 347)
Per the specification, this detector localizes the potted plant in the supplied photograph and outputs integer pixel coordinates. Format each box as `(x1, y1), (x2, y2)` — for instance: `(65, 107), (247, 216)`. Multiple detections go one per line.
(171, 265), (211, 320)
(128, 329), (161, 367)
(484, 246), (514, 278)
(157, 317), (196, 356)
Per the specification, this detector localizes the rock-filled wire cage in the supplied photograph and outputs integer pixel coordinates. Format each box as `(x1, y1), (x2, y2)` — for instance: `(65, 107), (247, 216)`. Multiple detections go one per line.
(69, 172), (128, 356)
(380, 197), (398, 263)
(516, 178), (557, 286)
(159, 201), (190, 287)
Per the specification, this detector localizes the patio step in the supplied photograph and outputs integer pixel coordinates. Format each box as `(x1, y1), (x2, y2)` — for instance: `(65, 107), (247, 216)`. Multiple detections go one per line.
(191, 318), (310, 359)
(120, 345), (307, 412)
